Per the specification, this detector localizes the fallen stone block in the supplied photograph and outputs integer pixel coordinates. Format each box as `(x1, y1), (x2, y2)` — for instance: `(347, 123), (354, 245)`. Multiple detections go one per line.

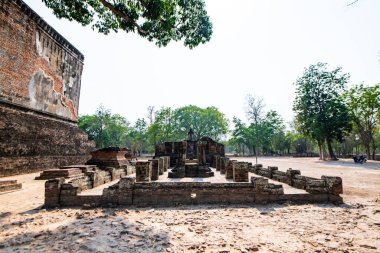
(322, 176), (343, 195)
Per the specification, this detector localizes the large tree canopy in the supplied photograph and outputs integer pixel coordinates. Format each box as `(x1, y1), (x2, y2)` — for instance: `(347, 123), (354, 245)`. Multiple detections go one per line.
(147, 105), (229, 143)
(344, 83), (380, 159)
(78, 105), (129, 148)
(42, 0), (213, 48)
(293, 62), (352, 160)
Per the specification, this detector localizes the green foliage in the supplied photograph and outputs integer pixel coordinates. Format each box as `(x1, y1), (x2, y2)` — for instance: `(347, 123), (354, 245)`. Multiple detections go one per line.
(344, 83), (380, 159)
(78, 105), (129, 148)
(42, 0), (212, 48)
(293, 62), (352, 159)
(147, 105), (229, 144)
(126, 118), (149, 155)
(230, 109), (290, 156)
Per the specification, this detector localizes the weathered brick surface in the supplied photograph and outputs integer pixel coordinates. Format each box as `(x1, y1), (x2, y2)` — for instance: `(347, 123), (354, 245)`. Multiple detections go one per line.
(233, 162), (249, 182)
(158, 157), (165, 175)
(85, 147), (133, 169)
(226, 160), (236, 179)
(46, 176), (342, 207)
(0, 103), (95, 177)
(0, 180), (22, 192)
(155, 137), (224, 167)
(149, 159), (159, 181)
(220, 157), (228, 174)
(0, 1), (95, 177)
(164, 156), (170, 171)
(215, 156), (221, 171)
(135, 161), (151, 182)
(44, 178), (64, 208)
(0, 0), (84, 121)
(322, 176), (343, 195)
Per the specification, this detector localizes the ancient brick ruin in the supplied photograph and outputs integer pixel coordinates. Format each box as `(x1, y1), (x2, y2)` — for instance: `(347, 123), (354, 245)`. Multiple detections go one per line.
(155, 130), (225, 167)
(0, 0), (94, 176)
(44, 151), (343, 208)
(37, 147), (136, 193)
(0, 180), (22, 193)
(155, 130), (224, 178)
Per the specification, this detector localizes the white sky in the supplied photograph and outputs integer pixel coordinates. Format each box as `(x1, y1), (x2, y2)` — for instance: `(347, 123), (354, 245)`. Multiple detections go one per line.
(24, 0), (380, 127)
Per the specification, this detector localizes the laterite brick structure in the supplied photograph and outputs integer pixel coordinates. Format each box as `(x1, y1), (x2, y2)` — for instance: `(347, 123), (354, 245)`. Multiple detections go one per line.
(0, 0), (95, 176)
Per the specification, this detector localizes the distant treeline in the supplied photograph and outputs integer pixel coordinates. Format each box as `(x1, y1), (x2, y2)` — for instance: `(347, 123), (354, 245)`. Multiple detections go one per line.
(79, 63), (380, 160)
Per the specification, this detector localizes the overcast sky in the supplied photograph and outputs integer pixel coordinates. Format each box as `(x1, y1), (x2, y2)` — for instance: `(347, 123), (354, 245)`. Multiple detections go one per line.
(24, 0), (380, 127)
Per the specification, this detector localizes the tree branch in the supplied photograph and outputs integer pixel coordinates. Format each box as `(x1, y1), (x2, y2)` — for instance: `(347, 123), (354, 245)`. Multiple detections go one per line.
(99, 0), (148, 35)
(347, 0), (359, 6)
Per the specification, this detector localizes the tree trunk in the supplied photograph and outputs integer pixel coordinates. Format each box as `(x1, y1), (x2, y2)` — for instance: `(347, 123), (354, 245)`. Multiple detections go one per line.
(371, 138), (376, 160)
(365, 144), (371, 160)
(318, 140), (325, 160)
(326, 139), (337, 160)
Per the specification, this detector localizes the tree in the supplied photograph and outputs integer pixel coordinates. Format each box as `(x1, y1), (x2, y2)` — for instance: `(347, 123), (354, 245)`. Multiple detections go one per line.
(127, 118), (148, 156)
(146, 106), (155, 125)
(245, 94), (265, 164)
(293, 63), (352, 160)
(172, 105), (229, 141)
(344, 83), (380, 159)
(78, 105), (129, 148)
(262, 111), (285, 154)
(230, 117), (250, 155)
(147, 107), (176, 144)
(147, 105), (228, 144)
(42, 0), (212, 48)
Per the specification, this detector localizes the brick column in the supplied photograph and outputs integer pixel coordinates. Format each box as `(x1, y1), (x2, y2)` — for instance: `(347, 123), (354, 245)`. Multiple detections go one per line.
(226, 160), (236, 179)
(177, 141), (187, 166)
(215, 156), (221, 171)
(220, 157), (229, 174)
(164, 156), (169, 171)
(149, 159), (159, 181)
(44, 178), (64, 208)
(158, 157), (165, 175)
(197, 141), (207, 165)
(135, 161), (151, 182)
(233, 162), (249, 182)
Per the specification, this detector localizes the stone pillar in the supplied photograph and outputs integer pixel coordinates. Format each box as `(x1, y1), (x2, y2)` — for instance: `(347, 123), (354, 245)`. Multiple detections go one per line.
(322, 176), (343, 195)
(163, 156), (169, 172)
(226, 160), (236, 179)
(44, 178), (64, 208)
(212, 155), (217, 168)
(135, 161), (151, 182)
(286, 168), (300, 186)
(177, 141), (187, 166)
(197, 141), (207, 165)
(233, 162), (249, 182)
(215, 156), (221, 171)
(149, 159), (159, 181)
(220, 157), (229, 174)
(158, 157), (165, 175)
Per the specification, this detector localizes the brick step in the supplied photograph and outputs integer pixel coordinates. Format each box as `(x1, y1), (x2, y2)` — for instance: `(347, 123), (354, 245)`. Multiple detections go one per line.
(0, 180), (18, 186)
(36, 168), (84, 180)
(0, 181), (22, 193)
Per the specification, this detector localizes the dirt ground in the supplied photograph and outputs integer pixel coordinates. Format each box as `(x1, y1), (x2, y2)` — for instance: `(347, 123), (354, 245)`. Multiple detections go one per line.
(0, 157), (379, 253)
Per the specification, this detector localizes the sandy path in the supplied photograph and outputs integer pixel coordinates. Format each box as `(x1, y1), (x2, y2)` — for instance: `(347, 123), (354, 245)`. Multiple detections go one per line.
(0, 157), (379, 252)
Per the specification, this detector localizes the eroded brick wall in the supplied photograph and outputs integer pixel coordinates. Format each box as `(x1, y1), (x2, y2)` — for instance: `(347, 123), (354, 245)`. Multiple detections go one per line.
(0, 1), (95, 176)
(0, 103), (95, 176)
(0, 0), (83, 121)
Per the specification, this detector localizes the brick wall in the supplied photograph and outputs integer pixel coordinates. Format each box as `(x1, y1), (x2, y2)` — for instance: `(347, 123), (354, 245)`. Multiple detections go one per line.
(0, 102), (95, 176)
(0, 1), (95, 176)
(45, 174), (343, 208)
(0, 0), (84, 121)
